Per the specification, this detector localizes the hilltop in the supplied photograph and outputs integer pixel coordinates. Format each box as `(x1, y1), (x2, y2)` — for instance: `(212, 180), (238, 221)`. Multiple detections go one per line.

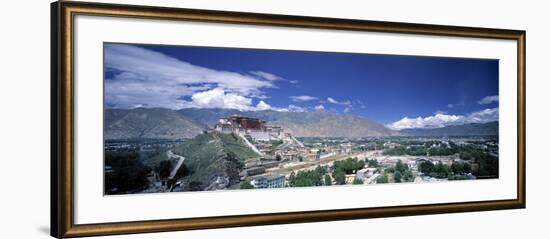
(151, 131), (261, 191)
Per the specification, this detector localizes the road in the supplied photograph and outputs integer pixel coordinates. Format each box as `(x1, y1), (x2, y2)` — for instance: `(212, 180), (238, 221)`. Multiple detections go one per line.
(235, 132), (263, 156)
(167, 150), (185, 179)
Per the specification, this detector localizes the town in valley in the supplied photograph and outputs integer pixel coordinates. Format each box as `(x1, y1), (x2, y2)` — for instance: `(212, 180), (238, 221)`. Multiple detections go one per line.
(105, 114), (498, 194)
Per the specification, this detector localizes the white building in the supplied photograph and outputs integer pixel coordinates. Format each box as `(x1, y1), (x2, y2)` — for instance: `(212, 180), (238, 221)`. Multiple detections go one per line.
(214, 115), (285, 142)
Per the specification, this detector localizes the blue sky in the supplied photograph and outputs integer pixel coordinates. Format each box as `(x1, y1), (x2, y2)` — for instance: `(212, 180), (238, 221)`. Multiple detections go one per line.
(104, 43), (499, 130)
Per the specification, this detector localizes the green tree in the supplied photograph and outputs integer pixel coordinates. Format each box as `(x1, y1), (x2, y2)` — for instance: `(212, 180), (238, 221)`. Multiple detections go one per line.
(419, 161), (435, 175)
(333, 170), (346, 185)
(357, 160), (366, 171)
(432, 161), (451, 178)
(394, 171), (403, 183)
(332, 158), (365, 174)
(288, 172), (296, 187)
(240, 180), (254, 189)
(395, 160), (407, 173)
(474, 155), (498, 178)
(324, 174), (332, 186)
(451, 161), (464, 174)
(188, 181), (203, 191)
(377, 173), (389, 184)
(460, 151), (473, 160)
(352, 178), (364, 185)
(289, 167), (325, 187)
(367, 159), (379, 167)
(175, 163), (190, 177)
(315, 165), (328, 175)
(402, 170), (414, 182)
(463, 162), (472, 174)
(105, 151), (151, 194)
(156, 160), (172, 179)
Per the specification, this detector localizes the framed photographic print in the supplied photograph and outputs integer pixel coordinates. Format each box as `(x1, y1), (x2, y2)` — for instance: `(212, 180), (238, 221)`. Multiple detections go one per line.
(51, 1), (526, 238)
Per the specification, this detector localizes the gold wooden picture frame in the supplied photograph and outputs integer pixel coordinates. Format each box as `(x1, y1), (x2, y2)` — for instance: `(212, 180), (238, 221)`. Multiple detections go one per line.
(51, 1), (525, 238)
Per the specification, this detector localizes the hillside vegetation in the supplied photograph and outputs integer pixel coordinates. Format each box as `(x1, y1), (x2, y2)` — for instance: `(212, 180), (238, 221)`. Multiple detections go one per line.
(152, 132), (260, 190)
(105, 108), (205, 140)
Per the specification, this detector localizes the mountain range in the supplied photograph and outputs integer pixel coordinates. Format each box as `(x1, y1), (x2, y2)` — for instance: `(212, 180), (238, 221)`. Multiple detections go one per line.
(105, 108), (204, 140)
(178, 108), (397, 137)
(400, 121), (498, 136)
(104, 108), (498, 139)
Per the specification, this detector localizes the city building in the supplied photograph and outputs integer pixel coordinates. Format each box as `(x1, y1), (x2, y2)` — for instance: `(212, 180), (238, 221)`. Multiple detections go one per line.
(251, 175), (287, 188)
(214, 115), (284, 142)
(356, 167), (377, 181)
(242, 167), (266, 178)
(365, 173), (380, 184)
(340, 143), (353, 154)
(345, 174), (356, 184)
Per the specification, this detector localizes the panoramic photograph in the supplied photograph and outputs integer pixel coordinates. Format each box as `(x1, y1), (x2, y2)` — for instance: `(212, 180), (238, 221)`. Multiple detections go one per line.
(103, 43), (499, 195)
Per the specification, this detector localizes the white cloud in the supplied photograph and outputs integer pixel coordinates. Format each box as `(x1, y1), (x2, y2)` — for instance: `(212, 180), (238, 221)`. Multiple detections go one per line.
(465, 107), (499, 123)
(387, 108), (499, 130)
(478, 95), (499, 105)
(255, 100), (272, 111)
(447, 103), (466, 108)
(387, 113), (464, 130)
(185, 88), (254, 111)
(249, 71), (282, 81)
(287, 104), (308, 112)
(104, 44), (278, 109)
(327, 97), (338, 104)
(247, 104), (304, 113)
(314, 105), (325, 110)
(177, 88), (312, 113)
(326, 97), (351, 106)
(289, 95), (318, 102)
(353, 99), (367, 109)
(289, 80), (299, 84)
(344, 107), (351, 113)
